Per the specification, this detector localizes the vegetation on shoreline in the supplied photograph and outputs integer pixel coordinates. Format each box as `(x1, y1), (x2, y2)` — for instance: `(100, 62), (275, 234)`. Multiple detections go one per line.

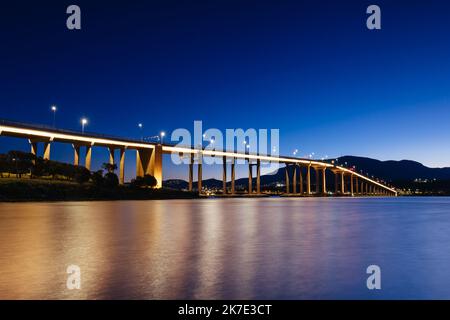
(0, 151), (197, 201)
(0, 179), (198, 201)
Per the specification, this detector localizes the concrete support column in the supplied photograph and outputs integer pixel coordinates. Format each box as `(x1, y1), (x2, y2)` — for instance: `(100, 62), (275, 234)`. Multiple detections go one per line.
(355, 177), (359, 194)
(108, 147), (115, 166)
(73, 145), (80, 166)
(29, 141), (38, 165)
(188, 153), (194, 191)
(340, 172), (345, 194)
(256, 159), (261, 194)
(222, 156), (227, 194)
(315, 167), (320, 194)
(299, 166), (303, 194)
(43, 142), (51, 160)
(136, 149), (143, 177)
(136, 149), (148, 178)
(198, 153), (202, 193)
(231, 158), (235, 194)
(85, 145), (92, 171)
(350, 174), (354, 196)
(322, 168), (327, 195)
(119, 148), (125, 184)
(30, 141), (38, 157)
(285, 165), (290, 194)
(306, 165), (311, 194)
(334, 173), (338, 194)
(292, 165), (297, 194)
(361, 181), (364, 195)
(248, 162), (253, 194)
(150, 145), (163, 188)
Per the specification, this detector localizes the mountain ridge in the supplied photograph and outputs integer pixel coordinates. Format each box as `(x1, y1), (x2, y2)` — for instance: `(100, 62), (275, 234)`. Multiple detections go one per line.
(164, 156), (450, 189)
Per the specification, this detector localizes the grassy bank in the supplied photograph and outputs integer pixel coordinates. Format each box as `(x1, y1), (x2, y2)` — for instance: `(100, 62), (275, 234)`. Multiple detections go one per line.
(0, 178), (198, 202)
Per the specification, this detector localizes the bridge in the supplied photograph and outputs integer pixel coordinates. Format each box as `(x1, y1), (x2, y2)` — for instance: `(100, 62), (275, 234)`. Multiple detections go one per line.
(0, 119), (397, 196)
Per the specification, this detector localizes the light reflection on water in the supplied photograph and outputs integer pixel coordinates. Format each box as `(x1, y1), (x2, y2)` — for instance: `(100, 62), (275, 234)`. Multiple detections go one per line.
(1, 197), (450, 299)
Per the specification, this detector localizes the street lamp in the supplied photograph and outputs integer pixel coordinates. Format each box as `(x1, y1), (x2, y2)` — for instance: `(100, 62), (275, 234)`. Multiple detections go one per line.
(81, 118), (88, 134)
(51, 105), (57, 127)
(138, 123), (143, 141)
(160, 131), (165, 144)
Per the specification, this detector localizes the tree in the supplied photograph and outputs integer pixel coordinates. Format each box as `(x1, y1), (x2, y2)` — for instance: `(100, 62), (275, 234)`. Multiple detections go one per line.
(131, 174), (157, 188)
(74, 166), (91, 184)
(91, 170), (104, 187)
(142, 174), (157, 188)
(6, 151), (34, 178)
(104, 172), (119, 188)
(102, 163), (117, 173)
(0, 154), (9, 178)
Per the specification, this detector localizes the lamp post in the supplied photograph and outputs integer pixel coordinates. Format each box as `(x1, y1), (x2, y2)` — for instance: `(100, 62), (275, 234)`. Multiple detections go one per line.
(51, 105), (57, 127)
(160, 131), (165, 144)
(81, 118), (88, 134)
(138, 123), (143, 141)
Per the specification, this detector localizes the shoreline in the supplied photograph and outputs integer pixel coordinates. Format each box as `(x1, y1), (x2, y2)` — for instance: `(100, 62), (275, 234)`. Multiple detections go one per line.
(1, 178), (448, 202)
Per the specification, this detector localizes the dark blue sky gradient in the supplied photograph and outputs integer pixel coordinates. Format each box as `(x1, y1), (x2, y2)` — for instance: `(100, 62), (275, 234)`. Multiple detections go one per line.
(1, 0), (450, 180)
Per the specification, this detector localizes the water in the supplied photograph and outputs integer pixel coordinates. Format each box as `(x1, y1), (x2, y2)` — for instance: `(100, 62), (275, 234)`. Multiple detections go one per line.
(0, 197), (450, 299)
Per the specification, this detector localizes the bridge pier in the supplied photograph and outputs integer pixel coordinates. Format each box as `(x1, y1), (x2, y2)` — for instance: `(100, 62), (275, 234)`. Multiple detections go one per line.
(150, 145), (163, 188)
(285, 164), (290, 194)
(29, 140), (38, 158)
(256, 159), (261, 194)
(136, 146), (163, 188)
(314, 167), (320, 194)
(73, 144), (80, 166)
(248, 162), (253, 194)
(108, 147), (115, 167)
(231, 157), (236, 194)
(334, 173), (338, 194)
(306, 165), (311, 195)
(321, 168), (327, 195)
(85, 145), (92, 170)
(43, 142), (51, 160)
(119, 148), (125, 184)
(350, 174), (354, 196)
(136, 149), (148, 177)
(292, 165), (297, 194)
(198, 153), (202, 193)
(340, 172), (345, 194)
(298, 165), (303, 194)
(355, 176), (359, 195)
(223, 156), (227, 194)
(188, 153), (193, 191)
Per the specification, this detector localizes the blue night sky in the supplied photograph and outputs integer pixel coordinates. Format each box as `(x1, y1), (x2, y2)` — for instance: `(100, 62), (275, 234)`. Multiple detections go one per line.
(1, 0), (450, 181)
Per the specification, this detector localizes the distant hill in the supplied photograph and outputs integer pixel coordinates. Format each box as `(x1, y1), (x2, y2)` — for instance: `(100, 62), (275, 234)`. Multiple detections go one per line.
(164, 156), (450, 190)
(337, 156), (450, 181)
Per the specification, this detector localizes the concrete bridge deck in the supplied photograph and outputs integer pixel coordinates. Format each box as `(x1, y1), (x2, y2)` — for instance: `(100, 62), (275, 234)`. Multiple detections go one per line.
(0, 119), (397, 196)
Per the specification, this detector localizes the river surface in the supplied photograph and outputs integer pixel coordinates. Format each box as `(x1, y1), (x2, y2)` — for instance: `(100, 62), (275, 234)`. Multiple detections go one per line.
(1, 197), (450, 299)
